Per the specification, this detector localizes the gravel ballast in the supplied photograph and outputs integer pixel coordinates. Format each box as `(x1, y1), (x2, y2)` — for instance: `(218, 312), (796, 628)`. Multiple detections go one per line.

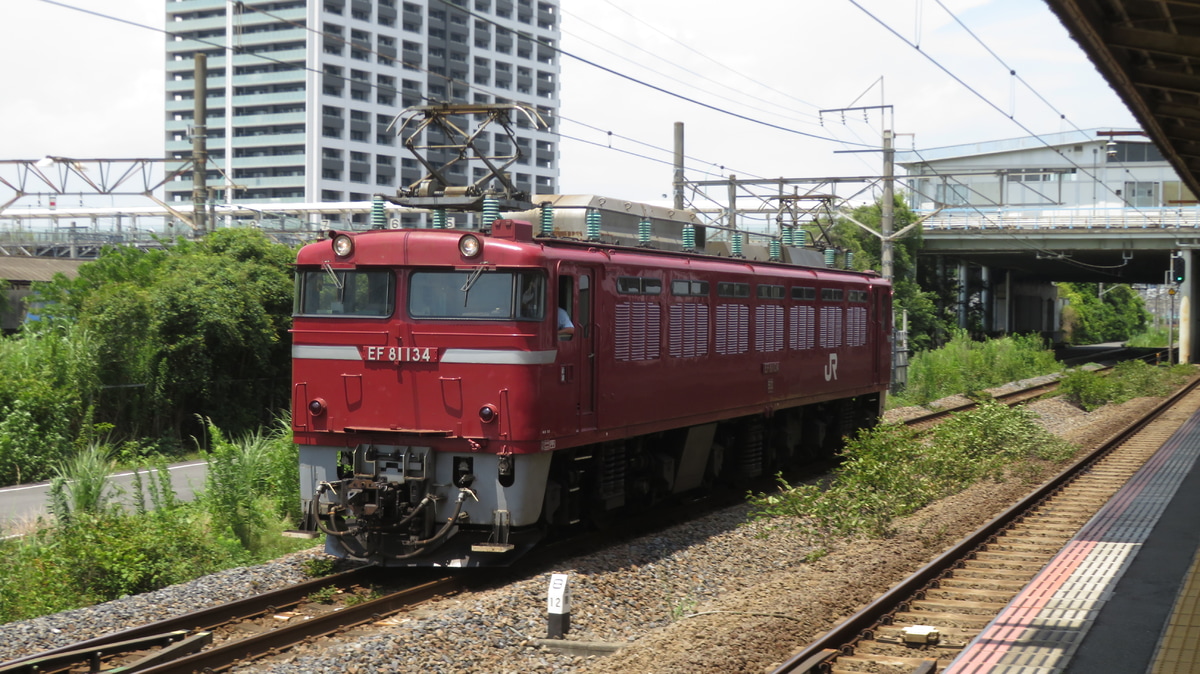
(0, 393), (1166, 673)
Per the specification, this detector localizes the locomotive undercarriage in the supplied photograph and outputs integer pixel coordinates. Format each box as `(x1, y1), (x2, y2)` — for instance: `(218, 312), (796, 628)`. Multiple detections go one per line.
(295, 393), (881, 565)
(298, 444), (552, 566)
(541, 393), (882, 532)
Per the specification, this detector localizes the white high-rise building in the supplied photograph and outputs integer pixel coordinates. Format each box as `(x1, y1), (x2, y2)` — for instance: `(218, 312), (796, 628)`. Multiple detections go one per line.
(164, 0), (560, 225)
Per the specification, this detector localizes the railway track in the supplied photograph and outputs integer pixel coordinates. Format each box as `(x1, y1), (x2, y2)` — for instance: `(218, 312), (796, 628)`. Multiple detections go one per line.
(901, 378), (1064, 431)
(0, 566), (462, 674)
(902, 348), (1170, 432)
(0, 475), (753, 674)
(772, 376), (1200, 674)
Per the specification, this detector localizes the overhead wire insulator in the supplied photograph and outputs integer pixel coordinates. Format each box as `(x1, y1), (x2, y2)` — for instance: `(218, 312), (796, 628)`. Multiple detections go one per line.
(782, 226), (794, 247)
(731, 231), (743, 258)
(586, 209), (602, 241)
(824, 248), (836, 267)
(482, 197), (500, 228)
(796, 229), (808, 247)
(682, 223), (696, 251)
(431, 209), (446, 229)
(539, 203), (554, 236)
(845, 251), (854, 270)
(769, 239), (781, 262)
(371, 196), (386, 230)
(637, 218), (652, 247)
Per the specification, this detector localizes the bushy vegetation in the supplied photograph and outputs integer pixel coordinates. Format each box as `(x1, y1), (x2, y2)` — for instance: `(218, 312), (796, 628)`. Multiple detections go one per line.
(891, 330), (1061, 407)
(1059, 360), (1195, 411)
(825, 195), (955, 352)
(1126, 327), (1173, 348)
(748, 402), (1077, 541)
(0, 230), (296, 486)
(1059, 283), (1150, 345)
(0, 418), (310, 624)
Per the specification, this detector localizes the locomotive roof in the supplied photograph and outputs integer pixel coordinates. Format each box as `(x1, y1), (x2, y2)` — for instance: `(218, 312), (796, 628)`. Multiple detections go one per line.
(297, 225), (889, 286)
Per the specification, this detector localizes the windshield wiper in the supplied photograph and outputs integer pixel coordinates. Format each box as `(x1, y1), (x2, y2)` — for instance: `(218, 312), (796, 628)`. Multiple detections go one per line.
(459, 264), (487, 308)
(323, 262), (345, 290)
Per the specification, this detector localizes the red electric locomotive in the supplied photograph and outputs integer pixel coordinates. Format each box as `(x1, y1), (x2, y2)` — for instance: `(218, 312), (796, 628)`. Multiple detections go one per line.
(289, 215), (891, 566)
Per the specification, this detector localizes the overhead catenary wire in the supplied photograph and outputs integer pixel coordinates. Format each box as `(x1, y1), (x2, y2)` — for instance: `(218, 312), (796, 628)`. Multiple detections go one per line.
(429, 0), (877, 148)
(558, 5), (824, 128)
(846, 0), (1157, 223)
(39, 0), (769, 192)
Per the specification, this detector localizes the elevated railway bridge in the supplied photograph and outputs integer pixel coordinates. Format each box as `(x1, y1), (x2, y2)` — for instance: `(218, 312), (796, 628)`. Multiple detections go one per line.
(918, 207), (1198, 358)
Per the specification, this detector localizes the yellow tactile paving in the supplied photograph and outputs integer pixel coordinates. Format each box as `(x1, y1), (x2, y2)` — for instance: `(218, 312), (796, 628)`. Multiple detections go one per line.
(1151, 546), (1200, 674)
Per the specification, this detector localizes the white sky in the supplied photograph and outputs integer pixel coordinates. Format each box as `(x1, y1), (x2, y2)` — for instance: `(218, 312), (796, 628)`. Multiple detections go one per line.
(1, 0), (1137, 207)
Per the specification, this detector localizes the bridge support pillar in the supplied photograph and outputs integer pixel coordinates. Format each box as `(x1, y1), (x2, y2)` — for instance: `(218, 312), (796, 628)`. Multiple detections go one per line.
(957, 261), (969, 329)
(981, 266), (993, 334)
(1181, 249), (1195, 364)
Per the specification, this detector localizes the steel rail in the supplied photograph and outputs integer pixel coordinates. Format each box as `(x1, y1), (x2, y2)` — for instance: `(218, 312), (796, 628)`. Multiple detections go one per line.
(136, 576), (463, 674)
(772, 374), (1200, 673)
(0, 565), (387, 673)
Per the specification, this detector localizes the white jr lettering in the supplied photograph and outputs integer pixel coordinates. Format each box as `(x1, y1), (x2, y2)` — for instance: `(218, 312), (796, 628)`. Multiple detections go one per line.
(824, 353), (839, 381)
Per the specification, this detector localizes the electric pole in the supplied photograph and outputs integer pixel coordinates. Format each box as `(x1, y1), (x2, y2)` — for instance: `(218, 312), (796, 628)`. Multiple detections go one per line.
(192, 53), (209, 234)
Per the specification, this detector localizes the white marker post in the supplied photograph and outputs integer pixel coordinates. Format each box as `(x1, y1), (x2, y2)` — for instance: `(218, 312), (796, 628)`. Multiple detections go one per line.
(546, 573), (571, 638)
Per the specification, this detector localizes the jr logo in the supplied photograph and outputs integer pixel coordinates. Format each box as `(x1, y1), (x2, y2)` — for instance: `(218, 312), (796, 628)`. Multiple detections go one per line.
(824, 353), (839, 381)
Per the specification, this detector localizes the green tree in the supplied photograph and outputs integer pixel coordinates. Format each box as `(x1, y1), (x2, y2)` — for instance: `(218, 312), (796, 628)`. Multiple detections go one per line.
(24, 229), (296, 445)
(822, 195), (956, 351)
(1059, 282), (1148, 344)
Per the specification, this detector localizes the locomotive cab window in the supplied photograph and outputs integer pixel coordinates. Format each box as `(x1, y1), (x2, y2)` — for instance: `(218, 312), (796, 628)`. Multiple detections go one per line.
(295, 268), (395, 317)
(408, 269), (546, 320)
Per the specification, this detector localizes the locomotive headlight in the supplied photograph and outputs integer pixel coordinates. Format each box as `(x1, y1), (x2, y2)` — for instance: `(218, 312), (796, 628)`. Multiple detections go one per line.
(308, 398), (327, 416)
(479, 404), (498, 423)
(458, 234), (482, 258)
(332, 234), (354, 257)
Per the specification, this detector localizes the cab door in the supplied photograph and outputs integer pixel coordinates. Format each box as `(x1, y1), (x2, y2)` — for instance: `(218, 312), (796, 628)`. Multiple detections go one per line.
(556, 263), (597, 432)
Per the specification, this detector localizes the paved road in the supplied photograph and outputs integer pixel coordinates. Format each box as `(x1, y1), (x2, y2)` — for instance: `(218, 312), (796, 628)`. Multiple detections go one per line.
(0, 461), (208, 532)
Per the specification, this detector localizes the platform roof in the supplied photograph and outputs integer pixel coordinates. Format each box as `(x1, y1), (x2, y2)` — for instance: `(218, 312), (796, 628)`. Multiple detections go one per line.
(1047, 0), (1200, 201)
(0, 257), (86, 284)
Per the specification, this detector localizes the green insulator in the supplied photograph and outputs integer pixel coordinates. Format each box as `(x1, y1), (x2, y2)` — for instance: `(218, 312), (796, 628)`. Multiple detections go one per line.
(540, 203), (554, 236)
(845, 251), (854, 269)
(731, 232), (743, 258)
(482, 197), (500, 228)
(769, 239), (782, 261)
(431, 209), (446, 229)
(586, 209), (602, 241)
(797, 229), (808, 247)
(371, 196), (386, 230)
(638, 218), (652, 246)
(824, 248), (836, 267)
(682, 223), (695, 251)
(781, 226), (793, 247)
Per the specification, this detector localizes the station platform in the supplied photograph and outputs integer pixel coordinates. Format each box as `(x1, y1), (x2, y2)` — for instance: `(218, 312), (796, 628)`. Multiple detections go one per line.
(944, 404), (1200, 673)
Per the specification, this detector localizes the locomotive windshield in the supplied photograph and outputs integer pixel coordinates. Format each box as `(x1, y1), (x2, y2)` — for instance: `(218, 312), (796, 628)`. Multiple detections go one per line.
(295, 268), (395, 317)
(409, 269), (545, 320)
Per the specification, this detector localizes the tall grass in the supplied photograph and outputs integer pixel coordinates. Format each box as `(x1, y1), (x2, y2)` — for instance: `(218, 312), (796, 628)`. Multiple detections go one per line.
(0, 417), (311, 624)
(893, 330), (1061, 407)
(749, 402), (1077, 541)
(1126, 327), (1173, 348)
(199, 413), (300, 550)
(47, 443), (117, 524)
(1059, 360), (1195, 411)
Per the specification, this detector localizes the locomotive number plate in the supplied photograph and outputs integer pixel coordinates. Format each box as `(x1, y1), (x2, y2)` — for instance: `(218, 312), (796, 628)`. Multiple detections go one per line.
(359, 346), (438, 363)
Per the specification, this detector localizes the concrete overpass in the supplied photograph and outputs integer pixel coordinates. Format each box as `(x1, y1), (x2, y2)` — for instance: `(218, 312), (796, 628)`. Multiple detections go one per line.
(914, 1), (1200, 361)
